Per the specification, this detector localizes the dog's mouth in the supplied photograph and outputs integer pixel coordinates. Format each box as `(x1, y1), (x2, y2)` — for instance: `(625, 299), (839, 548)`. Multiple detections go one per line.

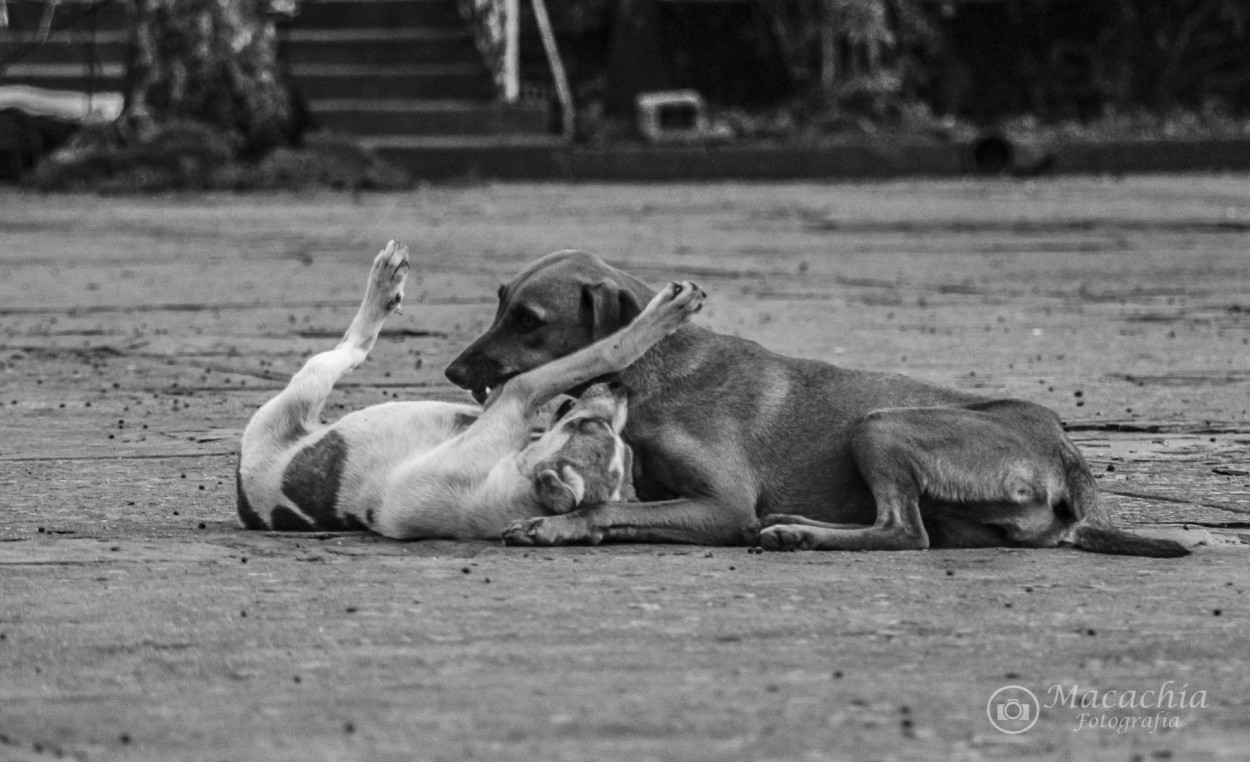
(471, 373), (518, 405)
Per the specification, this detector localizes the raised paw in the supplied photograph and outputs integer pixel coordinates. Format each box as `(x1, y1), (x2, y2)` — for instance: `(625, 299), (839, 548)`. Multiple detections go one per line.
(366, 240), (410, 315)
(758, 525), (814, 552)
(639, 280), (706, 336)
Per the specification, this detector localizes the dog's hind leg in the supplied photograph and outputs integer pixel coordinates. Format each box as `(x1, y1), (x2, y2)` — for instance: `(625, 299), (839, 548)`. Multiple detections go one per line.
(243, 241), (409, 446)
(759, 400), (1066, 552)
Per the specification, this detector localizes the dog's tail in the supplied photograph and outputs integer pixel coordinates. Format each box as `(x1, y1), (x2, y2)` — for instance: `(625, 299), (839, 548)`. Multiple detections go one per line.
(1069, 524), (1190, 558)
(1063, 449), (1190, 558)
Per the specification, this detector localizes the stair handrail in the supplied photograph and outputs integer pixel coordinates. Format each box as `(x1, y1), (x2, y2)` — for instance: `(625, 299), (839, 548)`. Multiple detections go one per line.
(528, 0), (572, 141)
(501, 0), (517, 101)
(461, 0), (573, 141)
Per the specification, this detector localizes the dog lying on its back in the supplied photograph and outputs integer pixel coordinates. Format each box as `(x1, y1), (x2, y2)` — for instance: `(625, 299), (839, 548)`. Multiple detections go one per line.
(236, 242), (707, 539)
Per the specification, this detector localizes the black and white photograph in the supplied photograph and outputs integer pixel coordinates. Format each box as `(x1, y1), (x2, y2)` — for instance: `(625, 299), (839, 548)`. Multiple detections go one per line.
(2, 0), (1248, 759)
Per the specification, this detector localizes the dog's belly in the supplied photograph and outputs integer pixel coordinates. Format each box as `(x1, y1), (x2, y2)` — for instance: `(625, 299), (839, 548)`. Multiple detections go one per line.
(754, 443), (878, 522)
(241, 401), (481, 531)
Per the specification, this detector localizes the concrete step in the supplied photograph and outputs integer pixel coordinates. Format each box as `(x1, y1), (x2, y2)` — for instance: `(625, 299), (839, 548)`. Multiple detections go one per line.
(362, 134), (566, 180)
(363, 134), (565, 148)
(0, 62), (123, 91)
(0, 68), (499, 106)
(285, 28), (479, 66)
(0, 1), (131, 33)
(294, 0), (465, 30)
(2, 28), (478, 68)
(310, 99), (548, 136)
(0, 0), (530, 152)
(292, 63), (493, 100)
(0, 30), (127, 67)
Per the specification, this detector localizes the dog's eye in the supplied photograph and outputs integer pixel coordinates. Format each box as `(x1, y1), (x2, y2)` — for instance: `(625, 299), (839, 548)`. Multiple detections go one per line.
(515, 312), (540, 332)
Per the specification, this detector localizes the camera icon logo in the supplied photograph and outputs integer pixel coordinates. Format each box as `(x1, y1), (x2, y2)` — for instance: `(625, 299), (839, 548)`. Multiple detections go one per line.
(987, 685), (1040, 734)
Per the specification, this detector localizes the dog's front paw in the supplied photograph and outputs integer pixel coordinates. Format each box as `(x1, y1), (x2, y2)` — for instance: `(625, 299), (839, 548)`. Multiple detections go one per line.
(645, 280), (706, 335)
(758, 525), (813, 552)
(502, 515), (599, 546)
(368, 240), (410, 314)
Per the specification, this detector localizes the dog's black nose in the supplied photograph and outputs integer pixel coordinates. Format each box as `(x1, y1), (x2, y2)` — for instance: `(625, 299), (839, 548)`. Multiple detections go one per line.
(444, 360), (471, 389)
(445, 350), (503, 391)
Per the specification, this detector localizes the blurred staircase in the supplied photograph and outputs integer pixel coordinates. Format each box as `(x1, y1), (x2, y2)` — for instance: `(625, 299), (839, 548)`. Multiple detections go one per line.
(0, 1), (128, 93)
(289, 0), (560, 178)
(0, 0), (560, 179)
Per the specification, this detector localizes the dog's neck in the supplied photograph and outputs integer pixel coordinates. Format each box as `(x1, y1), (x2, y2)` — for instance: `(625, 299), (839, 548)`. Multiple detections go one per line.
(615, 323), (711, 404)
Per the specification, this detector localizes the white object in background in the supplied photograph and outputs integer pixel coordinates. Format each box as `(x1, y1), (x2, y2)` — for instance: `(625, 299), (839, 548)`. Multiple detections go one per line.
(0, 84), (123, 122)
(529, 0), (573, 139)
(636, 90), (707, 143)
(502, 0), (519, 102)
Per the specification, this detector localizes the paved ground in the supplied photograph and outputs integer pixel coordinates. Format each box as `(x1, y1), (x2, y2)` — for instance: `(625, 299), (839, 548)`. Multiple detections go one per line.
(1, 177), (1248, 762)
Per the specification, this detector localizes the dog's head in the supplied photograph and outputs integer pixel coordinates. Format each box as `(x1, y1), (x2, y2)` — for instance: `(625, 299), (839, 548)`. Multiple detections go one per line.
(522, 382), (634, 514)
(445, 250), (655, 403)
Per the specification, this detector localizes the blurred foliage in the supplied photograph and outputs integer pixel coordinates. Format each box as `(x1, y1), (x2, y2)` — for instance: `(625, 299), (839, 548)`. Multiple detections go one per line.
(766, 0), (938, 78)
(124, 0), (299, 157)
(1003, 102), (1250, 142)
(28, 0), (412, 191)
(30, 122), (412, 193)
(539, 0), (1250, 139)
(544, 0), (948, 137)
(1097, 0), (1250, 112)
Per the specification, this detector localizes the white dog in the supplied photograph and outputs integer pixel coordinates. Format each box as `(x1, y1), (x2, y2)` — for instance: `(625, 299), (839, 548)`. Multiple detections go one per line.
(237, 241), (705, 539)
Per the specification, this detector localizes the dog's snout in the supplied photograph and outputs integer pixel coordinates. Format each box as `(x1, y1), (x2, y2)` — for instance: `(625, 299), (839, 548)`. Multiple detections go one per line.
(445, 348), (502, 391)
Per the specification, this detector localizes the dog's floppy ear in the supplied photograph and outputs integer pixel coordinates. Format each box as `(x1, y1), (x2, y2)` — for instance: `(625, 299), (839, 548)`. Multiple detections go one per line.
(582, 279), (643, 341)
(534, 463), (583, 514)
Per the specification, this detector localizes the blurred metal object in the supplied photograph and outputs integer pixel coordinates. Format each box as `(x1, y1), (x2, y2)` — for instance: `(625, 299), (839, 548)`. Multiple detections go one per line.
(37, 0), (60, 43)
(968, 131), (1056, 177)
(529, 0), (573, 140)
(637, 90), (705, 142)
(969, 132), (1012, 174)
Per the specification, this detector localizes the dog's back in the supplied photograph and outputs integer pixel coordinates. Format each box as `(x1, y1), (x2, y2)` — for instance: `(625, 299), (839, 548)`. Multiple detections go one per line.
(621, 326), (986, 521)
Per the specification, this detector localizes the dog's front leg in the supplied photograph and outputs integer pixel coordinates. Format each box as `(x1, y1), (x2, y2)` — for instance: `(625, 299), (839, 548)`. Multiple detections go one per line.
(502, 496), (759, 546)
(496, 280), (705, 419)
(242, 241), (408, 452)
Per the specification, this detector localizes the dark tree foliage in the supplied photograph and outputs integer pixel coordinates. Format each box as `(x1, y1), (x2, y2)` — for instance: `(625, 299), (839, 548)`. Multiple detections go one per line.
(31, 0), (410, 191)
(1101, 0), (1250, 111)
(123, 0), (299, 156)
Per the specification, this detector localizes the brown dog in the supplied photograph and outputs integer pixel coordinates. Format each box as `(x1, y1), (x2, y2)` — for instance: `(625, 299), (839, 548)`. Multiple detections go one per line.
(445, 250), (1188, 557)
